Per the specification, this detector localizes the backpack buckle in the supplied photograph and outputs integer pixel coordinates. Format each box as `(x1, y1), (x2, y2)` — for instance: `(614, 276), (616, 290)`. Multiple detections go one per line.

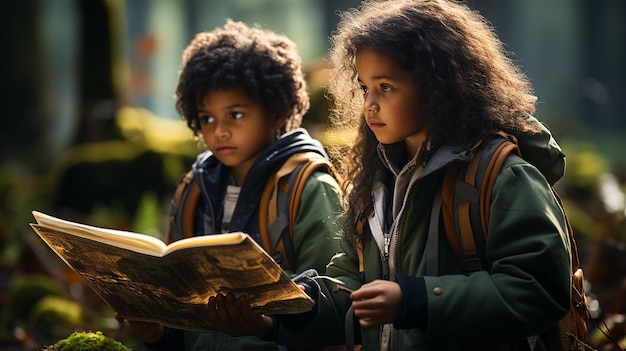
(462, 257), (482, 272)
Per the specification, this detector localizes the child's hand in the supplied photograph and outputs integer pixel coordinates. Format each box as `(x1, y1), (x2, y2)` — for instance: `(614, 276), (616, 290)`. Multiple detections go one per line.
(207, 293), (274, 338)
(349, 280), (402, 328)
(115, 312), (164, 343)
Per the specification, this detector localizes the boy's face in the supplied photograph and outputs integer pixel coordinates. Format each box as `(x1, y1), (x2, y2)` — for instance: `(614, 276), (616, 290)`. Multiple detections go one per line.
(197, 88), (285, 185)
(355, 46), (430, 159)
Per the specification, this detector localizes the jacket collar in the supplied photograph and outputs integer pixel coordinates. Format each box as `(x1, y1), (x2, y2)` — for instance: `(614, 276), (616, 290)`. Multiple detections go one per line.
(377, 141), (475, 181)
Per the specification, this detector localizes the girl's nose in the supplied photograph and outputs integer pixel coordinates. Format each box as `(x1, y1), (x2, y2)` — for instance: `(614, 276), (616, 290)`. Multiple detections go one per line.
(363, 95), (380, 114)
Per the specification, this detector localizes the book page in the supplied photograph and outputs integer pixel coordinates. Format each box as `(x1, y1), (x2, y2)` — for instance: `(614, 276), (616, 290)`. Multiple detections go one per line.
(163, 232), (247, 254)
(32, 211), (166, 256)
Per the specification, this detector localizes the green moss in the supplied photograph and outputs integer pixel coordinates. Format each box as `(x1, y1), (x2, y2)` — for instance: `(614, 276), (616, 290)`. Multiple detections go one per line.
(42, 331), (131, 351)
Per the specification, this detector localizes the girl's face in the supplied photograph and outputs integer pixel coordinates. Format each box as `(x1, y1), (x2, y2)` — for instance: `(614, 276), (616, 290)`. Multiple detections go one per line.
(355, 47), (430, 159)
(197, 88), (285, 185)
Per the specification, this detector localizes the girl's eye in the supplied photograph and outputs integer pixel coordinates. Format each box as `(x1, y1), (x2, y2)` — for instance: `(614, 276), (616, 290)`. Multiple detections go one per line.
(360, 85), (368, 95)
(229, 112), (244, 120)
(199, 115), (215, 125)
(381, 84), (392, 93)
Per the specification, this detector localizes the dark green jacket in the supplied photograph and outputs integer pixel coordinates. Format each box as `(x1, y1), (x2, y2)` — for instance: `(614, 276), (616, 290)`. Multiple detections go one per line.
(277, 136), (571, 350)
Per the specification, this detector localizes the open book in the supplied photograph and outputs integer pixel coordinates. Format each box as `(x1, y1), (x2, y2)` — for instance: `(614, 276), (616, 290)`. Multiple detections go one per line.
(29, 211), (313, 332)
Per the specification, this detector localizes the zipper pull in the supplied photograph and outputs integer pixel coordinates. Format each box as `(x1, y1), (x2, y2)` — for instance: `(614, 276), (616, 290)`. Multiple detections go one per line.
(384, 235), (390, 258)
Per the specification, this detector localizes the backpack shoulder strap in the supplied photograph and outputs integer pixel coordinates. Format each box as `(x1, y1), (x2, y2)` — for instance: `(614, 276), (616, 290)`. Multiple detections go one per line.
(440, 132), (520, 272)
(258, 152), (337, 270)
(166, 170), (201, 244)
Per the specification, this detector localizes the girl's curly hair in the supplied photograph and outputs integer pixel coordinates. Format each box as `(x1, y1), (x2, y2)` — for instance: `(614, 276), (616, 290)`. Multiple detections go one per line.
(327, 0), (541, 236)
(175, 19), (309, 137)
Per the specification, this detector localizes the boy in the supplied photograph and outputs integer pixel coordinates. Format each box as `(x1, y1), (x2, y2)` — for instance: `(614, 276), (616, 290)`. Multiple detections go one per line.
(122, 19), (342, 351)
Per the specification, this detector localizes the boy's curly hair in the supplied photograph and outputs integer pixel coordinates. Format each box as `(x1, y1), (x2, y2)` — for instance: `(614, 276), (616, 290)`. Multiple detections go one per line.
(175, 19), (309, 137)
(327, 0), (541, 234)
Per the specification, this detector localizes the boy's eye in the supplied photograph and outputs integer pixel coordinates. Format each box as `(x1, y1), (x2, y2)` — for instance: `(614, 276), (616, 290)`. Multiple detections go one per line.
(360, 85), (368, 94)
(381, 84), (392, 93)
(199, 115), (215, 124)
(229, 112), (244, 120)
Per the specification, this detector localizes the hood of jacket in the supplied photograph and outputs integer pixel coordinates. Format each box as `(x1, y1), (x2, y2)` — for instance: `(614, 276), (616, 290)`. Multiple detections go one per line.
(191, 128), (327, 242)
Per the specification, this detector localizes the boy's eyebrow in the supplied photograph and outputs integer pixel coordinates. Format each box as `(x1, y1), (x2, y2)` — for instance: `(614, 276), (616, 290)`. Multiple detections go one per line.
(221, 103), (249, 110)
(197, 103), (249, 112)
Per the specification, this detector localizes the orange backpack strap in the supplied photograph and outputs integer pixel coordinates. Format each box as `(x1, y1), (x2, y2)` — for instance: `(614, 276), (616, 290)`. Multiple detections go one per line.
(438, 132), (519, 272)
(479, 131), (520, 238)
(166, 170), (201, 244)
(258, 152), (337, 270)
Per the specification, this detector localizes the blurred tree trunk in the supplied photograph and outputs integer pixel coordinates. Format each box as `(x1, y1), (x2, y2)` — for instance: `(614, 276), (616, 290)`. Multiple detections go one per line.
(74, 0), (119, 145)
(0, 0), (43, 163)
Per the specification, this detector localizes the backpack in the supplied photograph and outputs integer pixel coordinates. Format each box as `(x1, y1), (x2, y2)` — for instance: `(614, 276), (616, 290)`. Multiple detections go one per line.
(352, 125), (589, 350)
(167, 151), (338, 271)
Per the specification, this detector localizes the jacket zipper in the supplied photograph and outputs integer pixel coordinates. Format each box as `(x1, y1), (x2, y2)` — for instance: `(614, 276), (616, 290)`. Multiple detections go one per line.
(381, 162), (421, 351)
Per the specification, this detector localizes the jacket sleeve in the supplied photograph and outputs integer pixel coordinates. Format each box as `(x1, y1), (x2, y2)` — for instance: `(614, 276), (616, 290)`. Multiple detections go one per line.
(275, 243), (363, 348)
(289, 171), (343, 276)
(421, 156), (571, 340)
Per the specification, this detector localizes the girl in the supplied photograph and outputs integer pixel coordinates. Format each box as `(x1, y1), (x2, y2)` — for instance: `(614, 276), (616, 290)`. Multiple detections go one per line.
(211, 1), (572, 350)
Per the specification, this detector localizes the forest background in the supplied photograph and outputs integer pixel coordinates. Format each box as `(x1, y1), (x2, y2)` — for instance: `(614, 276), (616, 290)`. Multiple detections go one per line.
(0, 0), (624, 350)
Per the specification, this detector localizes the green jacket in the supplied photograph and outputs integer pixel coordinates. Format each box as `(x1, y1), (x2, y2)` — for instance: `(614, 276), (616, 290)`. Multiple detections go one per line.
(276, 141), (571, 350)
